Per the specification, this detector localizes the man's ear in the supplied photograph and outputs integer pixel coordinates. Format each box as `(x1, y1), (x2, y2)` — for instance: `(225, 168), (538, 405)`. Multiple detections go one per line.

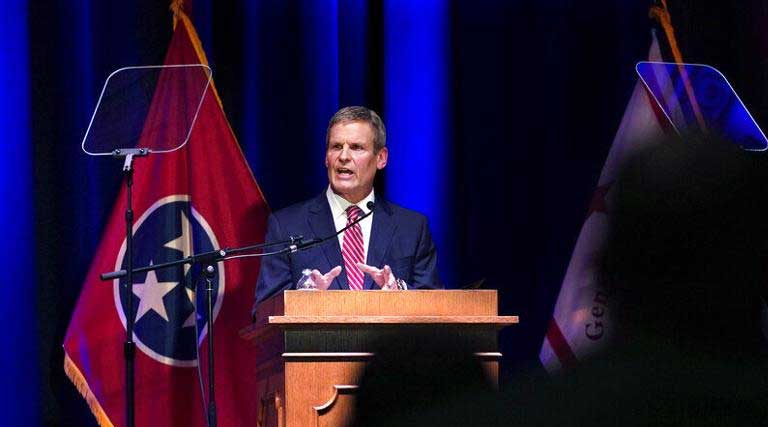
(376, 147), (388, 170)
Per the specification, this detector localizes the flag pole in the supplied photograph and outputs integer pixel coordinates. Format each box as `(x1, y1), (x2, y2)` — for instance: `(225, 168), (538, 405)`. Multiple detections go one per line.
(649, 0), (708, 132)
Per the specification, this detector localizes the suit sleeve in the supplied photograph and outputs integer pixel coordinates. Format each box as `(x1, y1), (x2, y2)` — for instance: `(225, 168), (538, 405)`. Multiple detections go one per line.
(409, 215), (443, 289)
(253, 213), (294, 310)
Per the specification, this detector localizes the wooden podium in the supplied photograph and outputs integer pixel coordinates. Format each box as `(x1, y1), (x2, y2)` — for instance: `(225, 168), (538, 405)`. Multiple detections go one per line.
(240, 290), (518, 427)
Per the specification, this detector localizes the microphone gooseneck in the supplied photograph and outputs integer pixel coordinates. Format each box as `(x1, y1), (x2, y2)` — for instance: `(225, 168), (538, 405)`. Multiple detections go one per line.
(290, 201), (375, 253)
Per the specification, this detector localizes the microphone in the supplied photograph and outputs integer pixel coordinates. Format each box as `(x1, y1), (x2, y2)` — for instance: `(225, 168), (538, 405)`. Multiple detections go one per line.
(289, 201), (375, 253)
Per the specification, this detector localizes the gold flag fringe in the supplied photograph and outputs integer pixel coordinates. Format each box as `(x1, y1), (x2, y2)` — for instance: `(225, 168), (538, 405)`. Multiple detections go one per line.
(170, 0), (224, 111)
(64, 352), (115, 427)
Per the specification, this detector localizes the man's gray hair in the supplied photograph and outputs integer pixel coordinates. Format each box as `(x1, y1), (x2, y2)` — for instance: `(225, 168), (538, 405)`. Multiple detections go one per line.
(326, 106), (387, 153)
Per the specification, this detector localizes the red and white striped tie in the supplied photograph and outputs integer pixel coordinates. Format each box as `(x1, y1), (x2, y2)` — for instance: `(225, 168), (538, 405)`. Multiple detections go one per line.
(342, 205), (365, 290)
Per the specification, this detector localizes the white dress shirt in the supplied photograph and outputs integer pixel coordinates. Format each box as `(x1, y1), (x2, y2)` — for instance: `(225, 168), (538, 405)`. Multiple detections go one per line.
(326, 186), (375, 263)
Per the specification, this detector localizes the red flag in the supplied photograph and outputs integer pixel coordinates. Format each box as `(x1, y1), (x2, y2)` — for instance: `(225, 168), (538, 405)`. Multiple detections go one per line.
(63, 8), (269, 427)
(539, 33), (671, 372)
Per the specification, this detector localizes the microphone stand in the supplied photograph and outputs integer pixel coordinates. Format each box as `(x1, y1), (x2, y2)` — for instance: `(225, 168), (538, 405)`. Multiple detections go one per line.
(291, 201), (376, 251)
(100, 235), (301, 427)
(100, 235), (303, 281)
(202, 264), (217, 427)
(100, 203), (374, 282)
(99, 202), (373, 427)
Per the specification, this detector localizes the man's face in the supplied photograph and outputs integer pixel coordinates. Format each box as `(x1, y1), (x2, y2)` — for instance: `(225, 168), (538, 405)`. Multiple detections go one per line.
(325, 121), (388, 203)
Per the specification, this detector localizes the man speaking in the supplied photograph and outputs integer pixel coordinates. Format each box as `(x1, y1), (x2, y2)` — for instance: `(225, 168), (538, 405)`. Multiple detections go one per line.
(254, 106), (442, 304)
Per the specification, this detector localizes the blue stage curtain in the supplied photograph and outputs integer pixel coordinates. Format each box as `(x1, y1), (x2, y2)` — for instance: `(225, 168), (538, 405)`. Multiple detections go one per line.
(383, 0), (455, 285)
(0, 1), (37, 425)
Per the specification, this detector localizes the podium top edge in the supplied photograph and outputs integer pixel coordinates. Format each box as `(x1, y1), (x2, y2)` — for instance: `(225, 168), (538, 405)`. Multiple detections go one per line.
(253, 289), (502, 322)
(269, 315), (519, 325)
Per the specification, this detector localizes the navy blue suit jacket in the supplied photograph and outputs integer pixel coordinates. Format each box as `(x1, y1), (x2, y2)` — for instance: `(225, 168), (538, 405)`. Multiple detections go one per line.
(254, 193), (441, 304)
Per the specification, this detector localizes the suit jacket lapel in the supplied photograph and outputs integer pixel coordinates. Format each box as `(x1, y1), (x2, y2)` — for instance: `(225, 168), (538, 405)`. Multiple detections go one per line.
(365, 199), (397, 290)
(307, 193), (348, 289)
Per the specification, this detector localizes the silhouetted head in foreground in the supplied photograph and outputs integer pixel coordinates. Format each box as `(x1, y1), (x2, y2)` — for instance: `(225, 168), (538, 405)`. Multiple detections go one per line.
(349, 332), (502, 427)
(504, 133), (768, 427)
(603, 132), (768, 356)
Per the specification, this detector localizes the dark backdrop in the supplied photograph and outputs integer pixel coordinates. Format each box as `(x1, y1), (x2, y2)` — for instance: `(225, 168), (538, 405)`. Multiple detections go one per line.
(4, 0), (767, 425)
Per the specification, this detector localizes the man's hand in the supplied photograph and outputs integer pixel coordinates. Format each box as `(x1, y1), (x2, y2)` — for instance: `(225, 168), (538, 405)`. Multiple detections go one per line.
(356, 263), (398, 290)
(309, 266), (342, 290)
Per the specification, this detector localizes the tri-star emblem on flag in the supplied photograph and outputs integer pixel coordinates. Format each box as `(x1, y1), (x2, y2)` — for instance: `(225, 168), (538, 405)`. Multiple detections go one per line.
(113, 195), (223, 366)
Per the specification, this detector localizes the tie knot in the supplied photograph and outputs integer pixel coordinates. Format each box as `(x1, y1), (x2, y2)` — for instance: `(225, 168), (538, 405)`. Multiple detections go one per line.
(346, 205), (363, 222)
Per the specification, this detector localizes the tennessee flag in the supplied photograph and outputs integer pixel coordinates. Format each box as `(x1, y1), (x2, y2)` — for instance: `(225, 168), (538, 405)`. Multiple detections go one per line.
(63, 6), (269, 427)
(539, 32), (671, 372)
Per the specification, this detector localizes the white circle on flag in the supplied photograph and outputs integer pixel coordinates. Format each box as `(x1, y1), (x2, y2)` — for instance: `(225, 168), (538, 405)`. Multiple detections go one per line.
(112, 194), (225, 367)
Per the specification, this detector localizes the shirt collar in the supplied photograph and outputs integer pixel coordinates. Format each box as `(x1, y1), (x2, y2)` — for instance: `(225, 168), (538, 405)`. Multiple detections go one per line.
(326, 186), (376, 220)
